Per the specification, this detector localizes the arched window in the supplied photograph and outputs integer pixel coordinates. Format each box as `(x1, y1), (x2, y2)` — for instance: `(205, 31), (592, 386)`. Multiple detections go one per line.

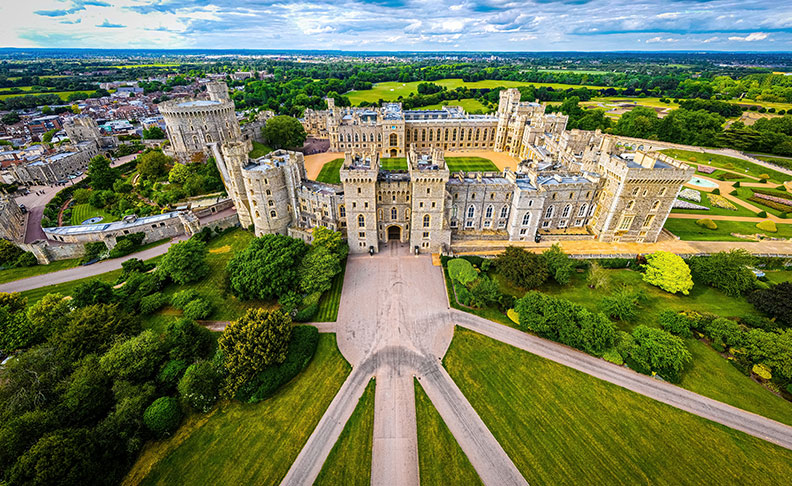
(578, 204), (587, 217)
(522, 213), (531, 226)
(658, 187), (667, 196)
(422, 129), (427, 142)
(562, 205), (571, 218)
(346, 134), (351, 142)
(626, 200), (635, 211)
(339, 205), (346, 217)
(405, 208), (410, 219)
(354, 133), (359, 142)
(206, 134), (213, 143)
(483, 129), (488, 140)
(451, 205), (458, 218)
(545, 206), (554, 218)
(467, 206), (475, 219)
(358, 214), (365, 227)
(436, 128), (441, 141)
(485, 205), (493, 218)
(391, 207), (397, 220)
(445, 128), (449, 140)
(389, 133), (398, 146)
(423, 214), (430, 227)
(500, 206), (508, 218)
(632, 187), (640, 196)
(269, 210), (277, 218)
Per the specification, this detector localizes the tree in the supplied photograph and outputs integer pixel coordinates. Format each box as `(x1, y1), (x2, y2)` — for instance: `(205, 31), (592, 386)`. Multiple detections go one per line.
(448, 258), (478, 286)
(628, 325), (691, 380)
(298, 246), (341, 294)
(705, 317), (744, 347)
(26, 293), (72, 341)
(689, 249), (756, 297)
(311, 226), (348, 261)
(165, 318), (213, 362)
(642, 251), (693, 295)
(168, 162), (192, 184)
(748, 282), (792, 328)
(1, 111), (20, 125)
(178, 360), (221, 412)
(262, 115), (306, 149)
(218, 308), (292, 397)
(542, 244), (574, 285)
(143, 397), (182, 438)
(99, 330), (165, 382)
(61, 354), (114, 425)
(599, 287), (644, 322)
(136, 150), (170, 181)
(658, 310), (693, 337)
(87, 155), (119, 191)
(72, 279), (115, 308)
(0, 410), (57, 474)
(495, 247), (549, 289)
(614, 106), (659, 139)
(0, 239), (24, 265)
(42, 128), (58, 144)
(142, 126), (166, 139)
(8, 428), (98, 486)
(52, 304), (140, 364)
(226, 234), (307, 300)
(586, 261), (609, 289)
(183, 298), (213, 320)
(158, 238), (209, 285)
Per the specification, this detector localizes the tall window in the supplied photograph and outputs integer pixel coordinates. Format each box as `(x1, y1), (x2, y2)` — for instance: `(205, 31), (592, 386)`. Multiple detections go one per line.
(358, 214), (365, 227)
(578, 204), (587, 217)
(522, 213), (531, 226)
(545, 206), (554, 218)
(500, 206), (508, 218)
(485, 205), (493, 218)
(467, 206), (475, 219)
(389, 133), (398, 146)
(658, 187), (667, 196)
(562, 205), (571, 218)
(391, 207), (397, 220)
(618, 215), (634, 231)
(651, 200), (660, 211)
(339, 205), (345, 217)
(423, 214), (430, 227)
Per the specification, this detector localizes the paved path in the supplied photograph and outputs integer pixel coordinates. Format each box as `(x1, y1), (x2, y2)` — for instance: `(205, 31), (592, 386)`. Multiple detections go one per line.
(451, 309), (792, 451)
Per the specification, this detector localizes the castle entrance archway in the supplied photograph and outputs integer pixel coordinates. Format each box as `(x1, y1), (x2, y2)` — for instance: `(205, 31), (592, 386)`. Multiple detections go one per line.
(389, 148), (397, 157)
(387, 225), (401, 242)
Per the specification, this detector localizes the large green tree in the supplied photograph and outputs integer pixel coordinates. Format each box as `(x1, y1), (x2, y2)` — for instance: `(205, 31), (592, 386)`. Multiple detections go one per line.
(87, 155), (119, 191)
(495, 247), (549, 289)
(542, 244), (574, 286)
(689, 249), (756, 297)
(627, 325), (691, 381)
(642, 251), (693, 295)
(158, 238), (210, 285)
(136, 149), (171, 181)
(52, 304), (140, 364)
(99, 330), (165, 382)
(298, 246), (341, 294)
(748, 282), (792, 328)
(226, 234), (307, 300)
(262, 115), (306, 149)
(218, 308), (292, 397)
(613, 106), (659, 139)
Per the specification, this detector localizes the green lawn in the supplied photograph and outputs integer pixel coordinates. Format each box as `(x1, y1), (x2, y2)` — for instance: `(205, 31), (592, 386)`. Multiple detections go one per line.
(414, 379), (482, 485)
(419, 98), (492, 113)
(731, 186), (792, 218)
(754, 154), (792, 171)
(127, 333), (351, 486)
(671, 189), (758, 217)
(248, 141), (273, 159)
(380, 157), (408, 171)
(0, 90), (98, 101)
(315, 261), (346, 322)
(315, 379), (375, 486)
(19, 264), (131, 306)
(315, 158), (343, 184)
(69, 203), (119, 225)
(662, 149), (791, 184)
(663, 218), (792, 241)
(444, 327), (792, 485)
(0, 258), (80, 285)
(446, 157), (499, 172)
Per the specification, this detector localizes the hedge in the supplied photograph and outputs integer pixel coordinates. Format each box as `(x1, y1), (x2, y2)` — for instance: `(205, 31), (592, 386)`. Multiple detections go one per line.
(143, 397), (182, 438)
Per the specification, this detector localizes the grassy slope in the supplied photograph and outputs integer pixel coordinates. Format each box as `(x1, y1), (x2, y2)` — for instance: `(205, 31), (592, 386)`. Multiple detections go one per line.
(131, 333), (351, 486)
(662, 149), (790, 184)
(444, 327), (792, 486)
(663, 218), (792, 241)
(315, 158), (343, 184)
(315, 379), (375, 486)
(315, 261), (346, 322)
(414, 379), (483, 486)
(69, 203), (119, 225)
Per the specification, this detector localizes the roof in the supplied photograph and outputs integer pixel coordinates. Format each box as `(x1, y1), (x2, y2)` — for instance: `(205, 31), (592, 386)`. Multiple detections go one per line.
(44, 211), (180, 236)
(176, 100), (222, 108)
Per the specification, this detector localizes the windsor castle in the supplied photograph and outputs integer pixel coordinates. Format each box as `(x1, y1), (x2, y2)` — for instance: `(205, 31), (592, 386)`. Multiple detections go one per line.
(164, 82), (694, 253)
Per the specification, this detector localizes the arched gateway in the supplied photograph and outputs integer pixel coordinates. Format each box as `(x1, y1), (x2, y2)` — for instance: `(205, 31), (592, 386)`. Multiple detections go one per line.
(387, 225), (401, 242)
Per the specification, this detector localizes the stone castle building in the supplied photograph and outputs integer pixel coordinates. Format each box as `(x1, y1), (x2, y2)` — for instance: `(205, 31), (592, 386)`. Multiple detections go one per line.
(172, 84), (694, 254)
(0, 191), (26, 243)
(160, 81), (242, 162)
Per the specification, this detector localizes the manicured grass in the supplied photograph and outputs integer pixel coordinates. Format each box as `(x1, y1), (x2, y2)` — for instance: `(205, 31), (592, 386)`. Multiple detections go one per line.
(315, 261), (346, 322)
(414, 379), (482, 486)
(248, 141), (273, 159)
(662, 149), (790, 184)
(315, 379), (375, 486)
(586, 96), (680, 109)
(671, 189), (758, 217)
(444, 327), (792, 485)
(69, 203), (119, 225)
(419, 98), (492, 113)
(754, 154), (792, 171)
(663, 218), (792, 241)
(732, 186), (792, 218)
(380, 157), (408, 171)
(315, 158), (343, 184)
(126, 333), (351, 486)
(0, 90), (98, 101)
(0, 258), (80, 285)
(446, 157), (499, 173)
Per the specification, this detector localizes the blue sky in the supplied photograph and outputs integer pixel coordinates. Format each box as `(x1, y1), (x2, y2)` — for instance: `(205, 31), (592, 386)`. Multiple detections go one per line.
(1, 0), (790, 51)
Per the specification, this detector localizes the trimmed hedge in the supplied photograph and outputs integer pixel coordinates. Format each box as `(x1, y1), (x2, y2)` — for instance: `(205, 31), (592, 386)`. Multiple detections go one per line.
(143, 396), (182, 438)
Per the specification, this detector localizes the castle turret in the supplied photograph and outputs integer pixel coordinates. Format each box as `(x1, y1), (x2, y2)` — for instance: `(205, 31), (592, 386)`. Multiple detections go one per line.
(206, 81), (231, 102)
(340, 151), (380, 253)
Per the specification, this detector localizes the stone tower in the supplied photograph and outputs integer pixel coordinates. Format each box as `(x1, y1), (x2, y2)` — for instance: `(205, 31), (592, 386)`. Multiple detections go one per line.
(64, 115), (102, 146)
(340, 151), (380, 253)
(407, 146), (451, 252)
(0, 191), (26, 243)
(206, 81), (231, 102)
(215, 141), (254, 228)
(494, 88), (521, 152)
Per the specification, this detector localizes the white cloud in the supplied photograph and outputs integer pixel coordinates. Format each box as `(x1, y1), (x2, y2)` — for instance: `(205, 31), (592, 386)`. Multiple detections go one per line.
(656, 12), (680, 19)
(645, 36), (678, 43)
(702, 36), (719, 43)
(728, 32), (769, 41)
(509, 34), (537, 42)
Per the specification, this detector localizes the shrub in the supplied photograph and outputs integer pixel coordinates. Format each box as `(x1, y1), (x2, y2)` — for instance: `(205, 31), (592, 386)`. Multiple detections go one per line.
(448, 258), (478, 285)
(507, 308), (520, 325)
(756, 220), (777, 233)
(689, 249), (757, 297)
(183, 298), (213, 320)
(599, 287), (645, 322)
(705, 317), (744, 347)
(757, 211), (767, 218)
(178, 361), (221, 412)
(157, 359), (188, 391)
(711, 188), (720, 195)
(598, 258), (631, 269)
(495, 247), (549, 289)
(294, 304), (318, 322)
(733, 181), (741, 188)
(13, 252), (38, 268)
(602, 349), (624, 365)
(139, 293), (167, 315)
(542, 244), (574, 286)
(171, 289), (200, 309)
(752, 363), (772, 380)
(455, 284), (473, 306)
(642, 251), (694, 295)
(143, 397), (182, 438)
(695, 218), (718, 230)
(707, 194), (736, 210)
(627, 325), (691, 382)
(659, 310), (693, 337)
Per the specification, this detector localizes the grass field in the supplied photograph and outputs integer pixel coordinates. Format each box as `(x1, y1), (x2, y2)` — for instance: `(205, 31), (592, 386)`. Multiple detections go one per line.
(315, 261), (346, 322)
(754, 154), (792, 170)
(345, 79), (607, 105)
(380, 157), (408, 171)
(0, 90), (97, 101)
(444, 327), (792, 485)
(662, 149), (791, 184)
(110, 63), (182, 69)
(414, 379), (483, 485)
(315, 379), (375, 486)
(419, 98), (492, 113)
(585, 96), (680, 109)
(249, 141), (273, 159)
(446, 157), (499, 172)
(537, 68), (612, 75)
(0, 258), (80, 285)
(126, 333), (351, 486)
(315, 157), (343, 184)
(69, 203), (119, 225)
(664, 218), (792, 241)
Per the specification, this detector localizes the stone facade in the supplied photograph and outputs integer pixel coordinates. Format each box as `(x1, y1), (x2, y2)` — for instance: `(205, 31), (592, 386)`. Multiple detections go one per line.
(63, 115), (117, 150)
(0, 192), (26, 243)
(160, 81), (242, 162)
(6, 141), (99, 185)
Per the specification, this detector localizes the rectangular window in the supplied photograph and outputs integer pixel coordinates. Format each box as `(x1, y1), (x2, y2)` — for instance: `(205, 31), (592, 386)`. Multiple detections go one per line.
(465, 220), (473, 228)
(643, 215), (656, 227)
(519, 228), (527, 235)
(559, 220), (567, 228)
(542, 221), (550, 228)
(483, 221), (491, 228)
(359, 232), (366, 238)
(618, 215), (634, 231)
(423, 231), (429, 238)
(575, 219), (582, 226)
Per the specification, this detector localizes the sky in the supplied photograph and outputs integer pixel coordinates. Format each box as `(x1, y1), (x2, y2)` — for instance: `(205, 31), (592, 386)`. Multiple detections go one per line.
(0, 0), (790, 51)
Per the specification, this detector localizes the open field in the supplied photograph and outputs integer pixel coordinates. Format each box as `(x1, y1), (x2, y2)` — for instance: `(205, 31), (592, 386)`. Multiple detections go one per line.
(345, 78), (608, 105)
(0, 258), (80, 285)
(110, 63), (182, 69)
(69, 203), (119, 225)
(537, 68), (612, 75)
(126, 333), (351, 486)
(414, 379), (482, 485)
(381, 157), (408, 171)
(446, 157), (499, 172)
(420, 98), (492, 113)
(662, 149), (792, 184)
(0, 90), (98, 101)
(315, 157), (343, 184)
(664, 218), (792, 241)
(248, 141), (273, 159)
(444, 327), (792, 485)
(315, 261), (346, 322)
(315, 379), (375, 486)
(585, 96), (680, 109)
